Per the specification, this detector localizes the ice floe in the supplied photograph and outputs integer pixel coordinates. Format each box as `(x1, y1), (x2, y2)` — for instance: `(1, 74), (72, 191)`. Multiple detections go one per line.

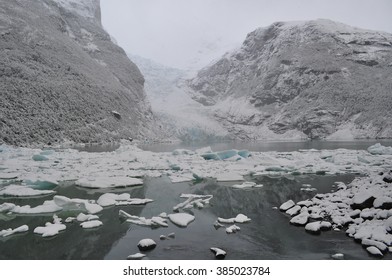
(331, 253), (344, 260)
(225, 224), (241, 234)
(231, 182), (263, 189)
(280, 200), (295, 211)
(75, 176), (143, 189)
(0, 185), (55, 197)
(173, 194), (213, 211)
(80, 220), (103, 229)
(76, 213), (99, 222)
(127, 253), (146, 260)
(1, 142), (392, 258)
(217, 213), (251, 224)
(34, 216), (66, 238)
(0, 225), (29, 237)
(119, 210), (168, 228)
(97, 193), (153, 207)
(168, 213), (195, 227)
(367, 143), (392, 155)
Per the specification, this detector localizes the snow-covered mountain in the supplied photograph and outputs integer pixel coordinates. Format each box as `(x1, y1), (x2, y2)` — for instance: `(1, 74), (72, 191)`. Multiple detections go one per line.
(189, 19), (392, 140)
(0, 0), (158, 146)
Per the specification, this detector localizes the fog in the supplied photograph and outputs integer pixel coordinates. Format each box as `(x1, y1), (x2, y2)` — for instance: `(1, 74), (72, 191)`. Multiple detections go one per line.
(101, 0), (392, 69)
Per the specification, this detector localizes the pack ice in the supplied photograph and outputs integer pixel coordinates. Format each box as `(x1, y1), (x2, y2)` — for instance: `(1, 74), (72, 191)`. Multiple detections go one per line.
(1, 142), (392, 258)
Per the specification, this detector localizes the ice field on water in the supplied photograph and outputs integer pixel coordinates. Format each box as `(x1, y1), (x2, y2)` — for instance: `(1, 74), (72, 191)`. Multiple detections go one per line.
(1, 141), (392, 259)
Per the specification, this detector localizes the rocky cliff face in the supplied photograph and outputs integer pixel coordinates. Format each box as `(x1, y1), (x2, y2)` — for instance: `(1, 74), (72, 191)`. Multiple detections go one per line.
(0, 0), (157, 146)
(189, 19), (392, 140)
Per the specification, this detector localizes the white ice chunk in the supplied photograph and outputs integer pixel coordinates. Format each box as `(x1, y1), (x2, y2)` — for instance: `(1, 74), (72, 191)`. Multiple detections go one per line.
(331, 253), (344, 260)
(367, 143), (392, 155)
(0, 172), (19, 179)
(168, 213), (195, 227)
(80, 220), (103, 229)
(0, 225), (29, 237)
(290, 212), (309, 226)
(76, 213), (99, 222)
(366, 246), (383, 257)
(75, 176), (143, 189)
(11, 200), (62, 214)
(0, 203), (16, 213)
(305, 221), (321, 233)
(286, 205), (301, 216)
(280, 200), (295, 211)
(53, 195), (103, 214)
(97, 193), (131, 207)
(0, 185), (55, 197)
(231, 182), (263, 189)
(226, 224), (240, 234)
(173, 194), (213, 211)
(34, 222), (66, 237)
(217, 213), (251, 223)
(120, 210), (168, 228)
(65, 217), (76, 223)
(127, 253), (146, 260)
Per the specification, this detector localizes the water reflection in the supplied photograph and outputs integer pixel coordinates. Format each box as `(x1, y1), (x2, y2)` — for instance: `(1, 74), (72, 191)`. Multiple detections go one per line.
(0, 184), (147, 260)
(2, 174), (390, 259)
(105, 174), (391, 260)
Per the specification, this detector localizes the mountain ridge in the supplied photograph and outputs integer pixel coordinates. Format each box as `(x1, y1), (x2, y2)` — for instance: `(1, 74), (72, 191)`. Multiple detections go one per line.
(188, 19), (392, 140)
(0, 0), (158, 146)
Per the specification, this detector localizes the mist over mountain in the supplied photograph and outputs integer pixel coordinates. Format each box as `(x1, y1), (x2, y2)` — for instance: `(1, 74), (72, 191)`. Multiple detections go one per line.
(189, 19), (392, 140)
(0, 0), (157, 146)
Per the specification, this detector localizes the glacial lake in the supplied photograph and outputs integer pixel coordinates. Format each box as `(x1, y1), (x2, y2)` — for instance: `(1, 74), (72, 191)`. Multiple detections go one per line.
(1, 140), (392, 260)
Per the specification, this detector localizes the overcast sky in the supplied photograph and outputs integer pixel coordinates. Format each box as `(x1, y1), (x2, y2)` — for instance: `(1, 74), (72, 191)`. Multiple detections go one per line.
(101, 0), (392, 69)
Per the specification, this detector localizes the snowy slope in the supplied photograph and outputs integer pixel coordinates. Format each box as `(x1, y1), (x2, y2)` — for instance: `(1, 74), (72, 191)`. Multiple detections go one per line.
(189, 19), (392, 140)
(0, 0), (159, 146)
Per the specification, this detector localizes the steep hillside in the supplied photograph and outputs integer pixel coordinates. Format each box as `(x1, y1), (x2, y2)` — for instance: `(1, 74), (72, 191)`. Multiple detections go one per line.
(189, 19), (392, 140)
(0, 0), (157, 146)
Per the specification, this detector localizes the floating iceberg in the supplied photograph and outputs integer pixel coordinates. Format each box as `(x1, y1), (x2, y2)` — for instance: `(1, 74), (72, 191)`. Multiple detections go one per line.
(34, 222), (66, 237)
(75, 176), (143, 189)
(97, 193), (153, 207)
(119, 210), (168, 228)
(218, 214), (251, 224)
(201, 149), (250, 161)
(0, 185), (55, 197)
(127, 253), (146, 260)
(0, 225), (29, 237)
(231, 182), (263, 189)
(168, 213), (195, 227)
(225, 224), (240, 234)
(367, 143), (392, 155)
(80, 220), (103, 229)
(173, 193), (213, 211)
